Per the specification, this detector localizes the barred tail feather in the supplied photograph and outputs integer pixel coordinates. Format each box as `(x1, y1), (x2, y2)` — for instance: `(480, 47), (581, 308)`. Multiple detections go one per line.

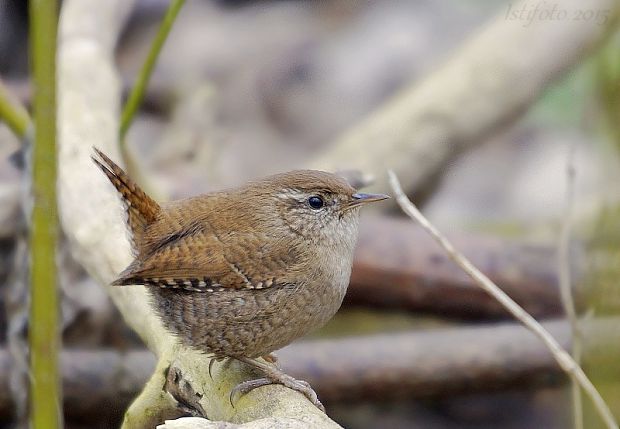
(92, 147), (160, 253)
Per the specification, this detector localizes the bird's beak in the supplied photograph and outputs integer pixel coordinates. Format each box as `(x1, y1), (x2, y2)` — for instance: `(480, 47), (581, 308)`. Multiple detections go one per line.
(346, 192), (390, 209)
(352, 193), (390, 203)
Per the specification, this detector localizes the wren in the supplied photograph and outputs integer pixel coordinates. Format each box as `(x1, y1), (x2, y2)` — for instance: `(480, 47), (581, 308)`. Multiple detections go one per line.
(92, 148), (388, 411)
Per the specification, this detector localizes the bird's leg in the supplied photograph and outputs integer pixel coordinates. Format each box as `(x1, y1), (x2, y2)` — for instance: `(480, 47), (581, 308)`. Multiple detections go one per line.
(230, 356), (324, 412)
(261, 352), (278, 365)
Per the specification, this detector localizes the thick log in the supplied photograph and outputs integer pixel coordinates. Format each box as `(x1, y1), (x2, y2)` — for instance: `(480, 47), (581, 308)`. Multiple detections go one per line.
(348, 216), (582, 319)
(282, 321), (574, 403)
(3, 319), (617, 421)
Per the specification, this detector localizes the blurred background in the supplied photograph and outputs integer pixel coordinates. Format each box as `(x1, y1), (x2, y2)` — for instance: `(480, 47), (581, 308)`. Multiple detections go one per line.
(1, 0), (620, 427)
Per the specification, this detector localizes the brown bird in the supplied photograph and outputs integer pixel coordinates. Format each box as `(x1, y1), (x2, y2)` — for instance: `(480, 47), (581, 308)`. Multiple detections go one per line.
(92, 148), (388, 411)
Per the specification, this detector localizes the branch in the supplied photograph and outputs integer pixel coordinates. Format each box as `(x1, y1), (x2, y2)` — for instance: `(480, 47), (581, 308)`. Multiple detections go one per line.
(158, 416), (317, 429)
(309, 0), (620, 195)
(56, 1), (339, 427)
(388, 171), (619, 429)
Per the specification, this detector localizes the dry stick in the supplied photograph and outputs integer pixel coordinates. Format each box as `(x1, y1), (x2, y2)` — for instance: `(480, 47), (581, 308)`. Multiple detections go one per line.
(557, 144), (583, 429)
(387, 171), (618, 429)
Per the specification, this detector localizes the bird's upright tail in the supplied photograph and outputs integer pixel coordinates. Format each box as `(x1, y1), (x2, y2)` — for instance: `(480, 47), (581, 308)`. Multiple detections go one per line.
(92, 147), (160, 253)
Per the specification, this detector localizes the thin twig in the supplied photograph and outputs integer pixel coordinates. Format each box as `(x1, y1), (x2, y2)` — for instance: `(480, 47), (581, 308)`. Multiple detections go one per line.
(558, 144), (583, 429)
(119, 0), (185, 140)
(388, 170), (618, 429)
(29, 0), (61, 427)
(0, 79), (32, 139)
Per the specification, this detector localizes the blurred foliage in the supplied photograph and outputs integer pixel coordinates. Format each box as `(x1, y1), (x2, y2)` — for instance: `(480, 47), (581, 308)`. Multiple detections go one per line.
(594, 33), (620, 154)
(583, 202), (620, 427)
(528, 30), (620, 141)
(586, 29), (620, 314)
(582, 37), (620, 418)
(528, 66), (591, 128)
(528, 29), (620, 429)
(585, 205), (620, 316)
(317, 308), (450, 338)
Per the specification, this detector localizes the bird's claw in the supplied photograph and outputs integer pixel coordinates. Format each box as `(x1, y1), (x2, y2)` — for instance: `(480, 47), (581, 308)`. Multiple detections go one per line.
(208, 359), (216, 380)
(230, 374), (324, 413)
(261, 352), (279, 365)
(229, 377), (273, 407)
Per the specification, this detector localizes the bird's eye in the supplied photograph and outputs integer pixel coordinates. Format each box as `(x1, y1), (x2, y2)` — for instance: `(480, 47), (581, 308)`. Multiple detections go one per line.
(308, 196), (324, 209)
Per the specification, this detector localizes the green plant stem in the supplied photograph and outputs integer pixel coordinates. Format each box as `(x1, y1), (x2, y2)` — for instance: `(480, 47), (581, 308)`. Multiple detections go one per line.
(119, 0), (185, 141)
(29, 0), (61, 428)
(0, 80), (32, 138)
(595, 38), (620, 150)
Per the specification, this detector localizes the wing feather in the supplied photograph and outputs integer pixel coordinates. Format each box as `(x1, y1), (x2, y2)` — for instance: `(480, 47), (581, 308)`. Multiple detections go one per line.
(114, 226), (302, 292)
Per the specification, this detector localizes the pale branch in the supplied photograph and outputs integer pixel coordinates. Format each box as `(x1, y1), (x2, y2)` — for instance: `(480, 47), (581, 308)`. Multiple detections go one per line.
(309, 0), (620, 195)
(157, 416), (315, 429)
(388, 171), (619, 429)
(56, 1), (340, 427)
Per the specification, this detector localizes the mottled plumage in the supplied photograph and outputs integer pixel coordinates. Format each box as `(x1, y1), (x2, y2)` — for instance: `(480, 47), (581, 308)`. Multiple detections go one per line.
(92, 148), (388, 408)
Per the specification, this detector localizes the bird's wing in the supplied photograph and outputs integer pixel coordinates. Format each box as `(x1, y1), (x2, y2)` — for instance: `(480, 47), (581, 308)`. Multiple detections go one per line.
(112, 222), (303, 292)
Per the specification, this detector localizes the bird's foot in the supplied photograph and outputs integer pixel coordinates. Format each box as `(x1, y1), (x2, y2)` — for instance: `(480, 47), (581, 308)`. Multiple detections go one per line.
(229, 377), (272, 406)
(230, 357), (324, 412)
(261, 352), (279, 365)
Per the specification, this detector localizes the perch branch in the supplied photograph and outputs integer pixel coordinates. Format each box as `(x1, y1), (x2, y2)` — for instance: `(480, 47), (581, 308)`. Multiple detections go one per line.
(56, 1), (339, 427)
(388, 171), (618, 429)
(309, 0), (620, 195)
